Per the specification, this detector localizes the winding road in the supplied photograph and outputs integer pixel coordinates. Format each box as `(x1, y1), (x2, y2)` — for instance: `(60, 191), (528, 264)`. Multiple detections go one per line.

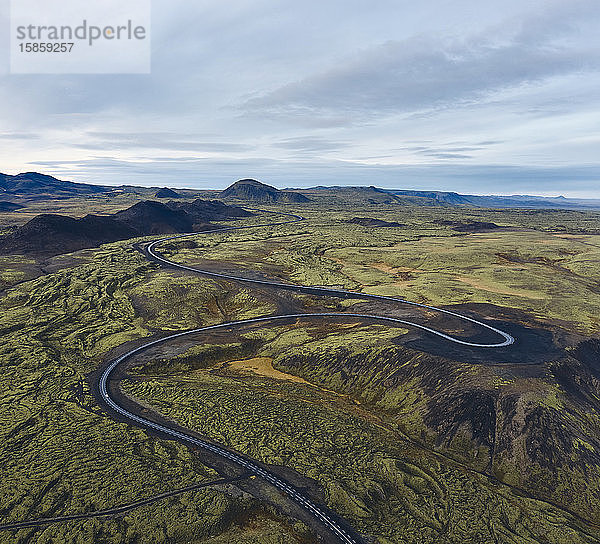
(99, 210), (515, 544)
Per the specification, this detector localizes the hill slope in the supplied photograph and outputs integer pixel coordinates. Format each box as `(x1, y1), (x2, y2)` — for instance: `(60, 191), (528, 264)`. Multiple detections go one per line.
(0, 199), (251, 256)
(0, 201), (25, 212)
(220, 179), (310, 203)
(166, 199), (252, 223)
(114, 201), (196, 235)
(0, 214), (139, 256)
(0, 172), (110, 197)
(155, 187), (182, 198)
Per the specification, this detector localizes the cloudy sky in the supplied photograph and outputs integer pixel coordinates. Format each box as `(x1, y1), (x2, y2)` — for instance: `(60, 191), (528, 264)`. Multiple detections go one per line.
(0, 0), (599, 196)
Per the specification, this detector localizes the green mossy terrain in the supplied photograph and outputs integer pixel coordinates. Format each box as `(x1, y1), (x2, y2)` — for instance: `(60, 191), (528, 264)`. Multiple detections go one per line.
(165, 206), (600, 334)
(123, 321), (600, 543)
(0, 238), (308, 543)
(0, 201), (600, 543)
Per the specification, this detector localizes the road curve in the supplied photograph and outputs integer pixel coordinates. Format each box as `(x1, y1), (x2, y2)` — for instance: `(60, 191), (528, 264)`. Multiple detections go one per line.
(101, 317), (363, 544)
(147, 212), (514, 348)
(100, 211), (516, 544)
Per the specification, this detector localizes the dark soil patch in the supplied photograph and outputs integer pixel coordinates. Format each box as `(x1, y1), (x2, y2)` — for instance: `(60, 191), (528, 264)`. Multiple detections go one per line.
(345, 217), (404, 228)
(400, 303), (567, 365)
(437, 219), (502, 232)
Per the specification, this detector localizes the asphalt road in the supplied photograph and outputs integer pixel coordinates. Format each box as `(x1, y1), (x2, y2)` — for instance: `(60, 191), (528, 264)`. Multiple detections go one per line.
(0, 475), (251, 531)
(99, 211), (516, 544)
(146, 212), (514, 348)
(100, 323), (360, 544)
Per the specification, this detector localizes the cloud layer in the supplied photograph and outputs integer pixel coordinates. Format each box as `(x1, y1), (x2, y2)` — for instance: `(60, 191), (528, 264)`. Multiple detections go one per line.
(0, 0), (598, 195)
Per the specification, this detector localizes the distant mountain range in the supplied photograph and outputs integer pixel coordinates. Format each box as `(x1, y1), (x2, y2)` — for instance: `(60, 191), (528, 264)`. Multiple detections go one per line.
(0, 172), (186, 200)
(299, 185), (400, 205)
(0, 172), (109, 197)
(297, 185), (600, 209)
(383, 189), (600, 210)
(0, 171), (598, 210)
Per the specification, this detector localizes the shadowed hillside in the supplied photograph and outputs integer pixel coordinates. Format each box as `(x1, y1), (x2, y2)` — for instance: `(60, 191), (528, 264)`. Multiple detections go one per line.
(0, 214), (139, 256)
(220, 179), (311, 203)
(155, 187), (182, 198)
(0, 199), (251, 257)
(0, 201), (24, 212)
(166, 198), (252, 222)
(0, 172), (110, 197)
(114, 201), (197, 235)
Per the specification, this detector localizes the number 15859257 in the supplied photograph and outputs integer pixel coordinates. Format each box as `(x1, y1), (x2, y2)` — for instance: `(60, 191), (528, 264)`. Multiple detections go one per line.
(19, 43), (74, 53)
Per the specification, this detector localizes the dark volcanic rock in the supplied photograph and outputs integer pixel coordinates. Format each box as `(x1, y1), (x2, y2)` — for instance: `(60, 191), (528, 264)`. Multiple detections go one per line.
(0, 214), (138, 256)
(272, 330), (600, 519)
(220, 179), (310, 203)
(114, 201), (194, 234)
(437, 219), (501, 232)
(0, 198), (251, 256)
(427, 390), (497, 450)
(155, 187), (182, 198)
(572, 339), (600, 381)
(0, 201), (24, 212)
(166, 199), (252, 224)
(345, 217), (404, 227)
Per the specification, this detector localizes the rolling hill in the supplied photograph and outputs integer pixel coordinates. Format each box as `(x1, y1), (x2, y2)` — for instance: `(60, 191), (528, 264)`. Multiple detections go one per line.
(113, 201), (197, 235)
(0, 201), (25, 212)
(0, 199), (251, 257)
(219, 179), (311, 203)
(166, 198), (252, 222)
(155, 187), (182, 198)
(0, 172), (110, 197)
(0, 214), (139, 256)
